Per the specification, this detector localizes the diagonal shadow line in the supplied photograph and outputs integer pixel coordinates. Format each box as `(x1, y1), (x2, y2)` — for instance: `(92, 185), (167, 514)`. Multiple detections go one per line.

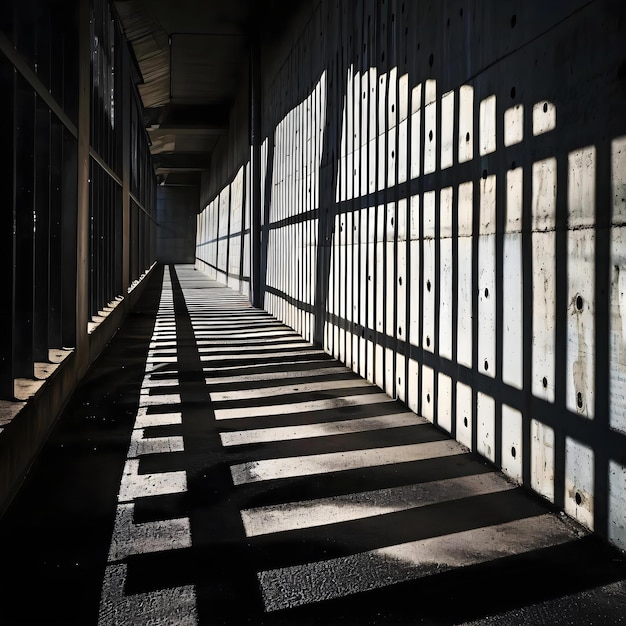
(212, 385), (384, 409)
(203, 359), (343, 377)
(196, 345), (320, 358)
(206, 400), (421, 430)
(199, 353), (334, 369)
(205, 373), (362, 392)
(194, 335), (307, 345)
(251, 535), (626, 625)
(237, 453), (496, 508)
(244, 488), (559, 566)
(218, 426), (451, 460)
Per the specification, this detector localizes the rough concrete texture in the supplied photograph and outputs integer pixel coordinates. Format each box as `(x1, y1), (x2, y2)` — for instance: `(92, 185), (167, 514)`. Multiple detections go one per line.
(195, 0), (626, 551)
(1, 265), (624, 624)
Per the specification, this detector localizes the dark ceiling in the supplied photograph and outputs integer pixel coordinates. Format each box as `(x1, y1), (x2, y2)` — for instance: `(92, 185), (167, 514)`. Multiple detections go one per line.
(114, 0), (299, 188)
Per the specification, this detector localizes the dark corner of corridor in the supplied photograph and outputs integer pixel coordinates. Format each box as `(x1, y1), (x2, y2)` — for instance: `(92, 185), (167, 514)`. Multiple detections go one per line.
(0, 0), (626, 624)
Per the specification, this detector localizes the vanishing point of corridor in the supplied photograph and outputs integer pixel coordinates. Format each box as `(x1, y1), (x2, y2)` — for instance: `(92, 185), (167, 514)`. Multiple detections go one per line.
(1, 266), (624, 625)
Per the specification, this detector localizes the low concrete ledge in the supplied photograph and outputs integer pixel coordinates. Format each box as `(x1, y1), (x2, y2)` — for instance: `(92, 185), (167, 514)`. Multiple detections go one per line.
(0, 264), (157, 518)
(0, 349), (79, 518)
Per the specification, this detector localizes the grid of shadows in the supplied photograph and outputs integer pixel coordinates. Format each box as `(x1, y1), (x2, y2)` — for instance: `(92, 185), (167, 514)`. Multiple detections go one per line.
(193, 1), (626, 554)
(171, 265), (626, 624)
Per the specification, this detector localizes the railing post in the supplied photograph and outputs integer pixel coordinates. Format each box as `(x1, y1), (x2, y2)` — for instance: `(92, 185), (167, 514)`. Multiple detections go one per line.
(75, 0), (91, 373)
(250, 36), (262, 309)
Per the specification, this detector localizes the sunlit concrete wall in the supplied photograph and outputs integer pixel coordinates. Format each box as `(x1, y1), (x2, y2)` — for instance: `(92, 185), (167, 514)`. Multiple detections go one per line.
(196, 164), (251, 293)
(197, 66), (252, 293)
(195, 0), (626, 551)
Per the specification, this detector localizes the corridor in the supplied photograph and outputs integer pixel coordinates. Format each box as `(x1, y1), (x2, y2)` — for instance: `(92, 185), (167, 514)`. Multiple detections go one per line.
(0, 266), (624, 625)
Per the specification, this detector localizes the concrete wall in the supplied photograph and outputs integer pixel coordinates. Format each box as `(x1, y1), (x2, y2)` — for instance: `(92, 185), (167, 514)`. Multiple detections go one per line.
(196, 163), (251, 292)
(196, 64), (253, 291)
(156, 186), (199, 264)
(195, 0), (626, 551)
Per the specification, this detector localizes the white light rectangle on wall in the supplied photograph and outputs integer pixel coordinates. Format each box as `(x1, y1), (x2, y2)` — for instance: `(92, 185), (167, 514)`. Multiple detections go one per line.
(424, 80), (437, 175)
(532, 159), (557, 403)
(564, 437), (594, 530)
(457, 181), (473, 369)
(441, 90), (454, 170)
(501, 405), (523, 482)
(410, 83), (422, 179)
(458, 85), (474, 164)
(438, 373), (452, 433)
(439, 187), (453, 360)
(531, 419), (554, 502)
(477, 392), (495, 462)
(456, 381), (473, 449)
(479, 94), (496, 156)
(478, 175), (496, 379)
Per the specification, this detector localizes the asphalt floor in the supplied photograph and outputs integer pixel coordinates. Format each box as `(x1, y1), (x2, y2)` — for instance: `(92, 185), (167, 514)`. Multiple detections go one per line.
(0, 264), (624, 625)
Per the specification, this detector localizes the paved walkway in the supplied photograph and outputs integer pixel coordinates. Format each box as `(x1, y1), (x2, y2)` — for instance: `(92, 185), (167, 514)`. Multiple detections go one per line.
(0, 265), (624, 625)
